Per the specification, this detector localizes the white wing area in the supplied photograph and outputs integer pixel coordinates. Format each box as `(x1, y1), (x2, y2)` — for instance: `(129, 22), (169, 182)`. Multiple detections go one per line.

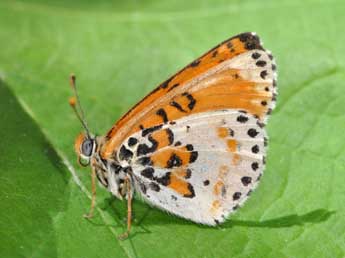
(118, 109), (267, 225)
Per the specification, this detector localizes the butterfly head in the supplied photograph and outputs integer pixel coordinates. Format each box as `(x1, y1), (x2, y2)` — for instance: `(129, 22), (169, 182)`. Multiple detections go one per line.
(69, 74), (96, 167)
(74, 133), (96, 166)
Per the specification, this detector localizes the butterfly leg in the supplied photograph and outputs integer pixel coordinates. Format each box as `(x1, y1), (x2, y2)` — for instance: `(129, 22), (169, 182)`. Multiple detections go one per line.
(118, 176), (133, 240)
(84, 166), (96, 219)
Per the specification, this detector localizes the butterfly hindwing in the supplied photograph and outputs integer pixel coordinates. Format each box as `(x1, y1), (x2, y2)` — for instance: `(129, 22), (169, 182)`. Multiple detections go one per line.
(118, 110), (266, 224)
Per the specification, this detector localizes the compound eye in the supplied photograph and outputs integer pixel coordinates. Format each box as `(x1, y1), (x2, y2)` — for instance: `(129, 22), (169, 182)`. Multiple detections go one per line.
(81, 139), (94, 157)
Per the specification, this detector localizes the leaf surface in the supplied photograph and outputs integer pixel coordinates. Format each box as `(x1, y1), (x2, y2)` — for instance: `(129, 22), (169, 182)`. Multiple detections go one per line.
(0, 1), (344, 257)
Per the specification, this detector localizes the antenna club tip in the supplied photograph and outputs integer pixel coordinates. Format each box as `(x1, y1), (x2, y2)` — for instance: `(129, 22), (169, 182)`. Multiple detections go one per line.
(69, 73), (76, 87)
(69, 96), (76, 106)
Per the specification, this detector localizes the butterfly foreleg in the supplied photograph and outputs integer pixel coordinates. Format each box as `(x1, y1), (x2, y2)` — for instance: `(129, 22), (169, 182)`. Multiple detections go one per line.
(118, 175), (133, 240)
(84, 166), (97, 219)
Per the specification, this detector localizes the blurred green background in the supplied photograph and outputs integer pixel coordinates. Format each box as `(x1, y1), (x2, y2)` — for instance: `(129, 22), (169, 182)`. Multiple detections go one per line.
(1, 0), (345, 257)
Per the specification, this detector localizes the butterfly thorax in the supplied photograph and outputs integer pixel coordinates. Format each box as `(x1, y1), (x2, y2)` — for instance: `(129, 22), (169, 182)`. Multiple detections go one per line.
(92, 136), (133, 200)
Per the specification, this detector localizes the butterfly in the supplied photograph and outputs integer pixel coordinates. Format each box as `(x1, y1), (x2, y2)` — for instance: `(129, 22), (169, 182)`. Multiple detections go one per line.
(69, 32), (277, 239)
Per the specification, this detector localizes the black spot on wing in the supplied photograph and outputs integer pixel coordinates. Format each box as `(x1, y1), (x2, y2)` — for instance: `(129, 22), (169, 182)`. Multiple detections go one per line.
(142, 124), (163, 137)
(137, 136), (158, 156)
(118, 145), (133, 161)
(256, 60), (267, 67)
(184, 183), (195, 198)
(141, 167), (154, 179)
(252, 162), (259, 171)
(203, 180), (210, 186)
(137, 156), (152, 166)
(166, 128), (174, 145)
(237, 115), (248, 123)
(241, 176), (252, 186)
(174, 141), (182, 146)
(155, 172), (171, 186)
(182, 92), (196, 110)
(251, 52), (261, 59)
(127, 137), (138, 147)
(166, 153), (182, 168)
(170, 101), (187, 113)
(229, 128), (235, 137)
(189, 151), (198, 163)
(238, 33), (263, 50)
(186, 144), (194, 151)
(260, 70), (268, 79)
(233, 192), (241, 201)
(167, 83), (180, 92)
(156, 108), (168, 123)
(248, 128), (259, 138)
(251, 145), (259, 154)
(160, 77), (172, 89)
(149, 182), (160, 192)
(185, 169), (192, 179)
(190, 60), (200, 67)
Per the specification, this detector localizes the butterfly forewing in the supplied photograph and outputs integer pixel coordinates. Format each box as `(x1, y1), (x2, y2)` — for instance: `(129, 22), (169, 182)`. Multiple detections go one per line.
(102, 32), (276, 158)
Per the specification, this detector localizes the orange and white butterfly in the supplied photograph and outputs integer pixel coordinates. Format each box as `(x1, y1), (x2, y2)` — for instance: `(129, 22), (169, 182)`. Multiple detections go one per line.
(69, 32), (277, 239)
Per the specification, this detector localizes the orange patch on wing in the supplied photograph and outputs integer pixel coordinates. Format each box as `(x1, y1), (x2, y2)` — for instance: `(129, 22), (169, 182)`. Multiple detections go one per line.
(232, 153), (241, 165)
(168, 174), (193, 197)
(150, 146), (192, 168)
(137, 71), (271, 133)
(219, 165), (229, 178)
(217, 127), (229, 138)
(173, 168), (188, 178)
(191, 79), (270, 120)
(210, 200), (221, 214)
(151, 129), (173, 149)
(227, 139), (237, 152)
(213, 181), (225, 196)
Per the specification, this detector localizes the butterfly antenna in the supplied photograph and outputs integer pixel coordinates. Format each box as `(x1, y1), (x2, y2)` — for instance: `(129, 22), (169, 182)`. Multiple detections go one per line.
(69, 74), (91, 138)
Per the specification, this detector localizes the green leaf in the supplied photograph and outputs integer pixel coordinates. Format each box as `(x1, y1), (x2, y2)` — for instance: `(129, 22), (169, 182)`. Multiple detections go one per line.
(0, 82), (131, 258)
(0, 0), (344, 257)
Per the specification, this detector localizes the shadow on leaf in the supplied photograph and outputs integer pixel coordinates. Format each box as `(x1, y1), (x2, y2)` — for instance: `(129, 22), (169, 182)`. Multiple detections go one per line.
(87, 195), (335, 232)
(0, 80), (71, 258)
(226, 209), (335, 228)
